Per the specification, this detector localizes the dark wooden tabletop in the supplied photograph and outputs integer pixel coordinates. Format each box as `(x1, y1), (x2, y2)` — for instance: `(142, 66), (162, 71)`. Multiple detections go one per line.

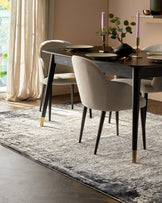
(43, 46), (162, 78)
(43, 46), (162, 67)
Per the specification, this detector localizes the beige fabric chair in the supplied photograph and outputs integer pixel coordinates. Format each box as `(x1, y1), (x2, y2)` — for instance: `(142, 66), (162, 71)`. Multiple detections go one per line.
(110, 44), (162, 149)
(138, 44), (162, 94)
(38, 40), (76, 121)
(112, 44), (162, 92)
(72, 55), (146, 154)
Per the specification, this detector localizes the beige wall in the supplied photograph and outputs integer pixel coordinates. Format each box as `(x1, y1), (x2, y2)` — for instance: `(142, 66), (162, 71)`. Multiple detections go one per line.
(109, 0), (162, 101)
(54, 0), (108, 45)
(108, 0), (162, 48)
(53, 0), (108, 95)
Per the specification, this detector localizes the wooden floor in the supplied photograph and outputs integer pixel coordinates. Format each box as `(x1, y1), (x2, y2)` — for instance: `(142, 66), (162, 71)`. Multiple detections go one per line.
(1, 92), (162, 115)
(0, 93), (162, 203)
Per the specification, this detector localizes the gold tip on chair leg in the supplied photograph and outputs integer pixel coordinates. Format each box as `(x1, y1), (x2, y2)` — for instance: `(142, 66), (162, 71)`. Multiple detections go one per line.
(132, 150), (137, 163)
(40, 117), (45, 127)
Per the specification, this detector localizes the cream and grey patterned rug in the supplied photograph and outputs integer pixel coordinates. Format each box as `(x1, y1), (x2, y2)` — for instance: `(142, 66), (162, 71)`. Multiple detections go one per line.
(0, 103), (161, 203)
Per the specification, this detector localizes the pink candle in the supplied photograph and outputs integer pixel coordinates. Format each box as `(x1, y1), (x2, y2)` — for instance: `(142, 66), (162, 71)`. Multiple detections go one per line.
(136, 12), (140, 38)
(101, 12), (105, 31)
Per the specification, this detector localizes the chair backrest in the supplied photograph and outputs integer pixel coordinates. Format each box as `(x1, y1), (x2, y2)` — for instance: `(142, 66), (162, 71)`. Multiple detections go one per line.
(38, 40), (73, 80)
(143, 44), (162, 91)
(72, 56), (109, 110)
(72, 56), (133, 111)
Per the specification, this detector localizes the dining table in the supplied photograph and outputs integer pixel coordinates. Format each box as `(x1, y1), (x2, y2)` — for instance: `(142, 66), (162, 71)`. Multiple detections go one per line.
(40, 45), (162, 163)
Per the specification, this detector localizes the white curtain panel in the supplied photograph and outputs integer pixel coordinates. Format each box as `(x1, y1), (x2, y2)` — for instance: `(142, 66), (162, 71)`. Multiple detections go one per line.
(7, 0), (54, 101)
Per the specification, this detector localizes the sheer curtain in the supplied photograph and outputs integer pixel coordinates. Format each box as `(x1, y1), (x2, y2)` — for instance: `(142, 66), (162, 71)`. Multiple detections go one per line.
(7, 0), (54, 101)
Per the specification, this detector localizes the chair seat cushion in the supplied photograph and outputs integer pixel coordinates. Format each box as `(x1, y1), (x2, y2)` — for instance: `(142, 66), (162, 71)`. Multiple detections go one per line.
(42, 73), (76, 85)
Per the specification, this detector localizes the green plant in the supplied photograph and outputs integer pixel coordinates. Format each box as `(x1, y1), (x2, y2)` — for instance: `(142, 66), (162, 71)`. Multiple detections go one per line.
(108, 13), (136, 44)
(96, 26), (108, 36)
(0, 53), (7, 78)
(0, 0), (10, 10)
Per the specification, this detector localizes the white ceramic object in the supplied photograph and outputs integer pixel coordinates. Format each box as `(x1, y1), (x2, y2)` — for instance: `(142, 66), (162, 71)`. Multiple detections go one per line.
(147, 51), (162, 56)
(85, 53), (117, 59)
(66, 45), (94, 50)
(147, 55), (162, 61)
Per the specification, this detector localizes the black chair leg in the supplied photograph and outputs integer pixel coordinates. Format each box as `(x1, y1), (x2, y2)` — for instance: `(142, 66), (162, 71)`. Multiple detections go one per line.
(140, 93), (148, 150)
(79, 106), (87, 143)
(39, 85), (46, 112)
(115, 111), (119, 136)
(89, 109), (92, 118)
(94, 111), (106, 155)
(108, 111), (112, 123)
(48, 85), (52, 121)
(140, 107), (146, 150)
(70, 84), (74, 109)
(144, 93), (148, 121)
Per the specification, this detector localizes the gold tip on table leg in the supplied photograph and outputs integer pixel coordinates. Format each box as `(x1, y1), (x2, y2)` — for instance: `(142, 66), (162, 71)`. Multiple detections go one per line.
(132, 150), (137, 163)
(40, 117), (45, 127)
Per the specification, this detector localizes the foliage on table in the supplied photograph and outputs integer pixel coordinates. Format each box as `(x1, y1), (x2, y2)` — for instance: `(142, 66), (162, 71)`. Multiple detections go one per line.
(96, 26), (108, 37)
(108, 13), (136, 44)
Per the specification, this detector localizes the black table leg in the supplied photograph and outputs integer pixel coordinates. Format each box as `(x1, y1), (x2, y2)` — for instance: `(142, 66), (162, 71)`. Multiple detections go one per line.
(132, 68), (141, 163)
(40, 54), (56, 126)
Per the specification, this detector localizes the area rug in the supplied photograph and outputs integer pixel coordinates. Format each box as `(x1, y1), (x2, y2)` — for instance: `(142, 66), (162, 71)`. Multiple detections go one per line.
(0, 103), (161, 203)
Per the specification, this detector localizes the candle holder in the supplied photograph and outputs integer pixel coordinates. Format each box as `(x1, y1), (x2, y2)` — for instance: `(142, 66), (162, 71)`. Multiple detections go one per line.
(132, 37), (142, 58)
(99, 35), (106, 53)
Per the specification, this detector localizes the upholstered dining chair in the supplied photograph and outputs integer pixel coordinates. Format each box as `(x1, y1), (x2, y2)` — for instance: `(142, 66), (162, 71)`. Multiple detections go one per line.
(109, 44), (162, 149)
(38, 40), (76, 121)
(72, 55), (146, 155)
